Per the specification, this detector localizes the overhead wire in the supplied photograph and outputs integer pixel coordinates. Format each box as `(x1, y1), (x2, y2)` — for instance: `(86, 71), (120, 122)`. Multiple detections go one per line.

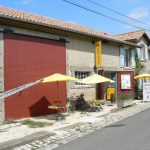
(63, 0), (150, 32)
(87, 0), (150, 27)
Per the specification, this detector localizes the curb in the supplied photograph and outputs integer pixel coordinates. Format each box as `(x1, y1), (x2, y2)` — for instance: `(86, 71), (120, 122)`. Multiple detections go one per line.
(0, 131), (55, 150)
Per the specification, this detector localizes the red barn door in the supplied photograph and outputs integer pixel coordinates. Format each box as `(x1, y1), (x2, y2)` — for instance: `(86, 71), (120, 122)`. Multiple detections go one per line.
(4, 33), (66, 119)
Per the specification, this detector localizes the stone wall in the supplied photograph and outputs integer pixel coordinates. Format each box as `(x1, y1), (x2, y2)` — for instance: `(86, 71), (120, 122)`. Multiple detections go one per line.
(0, 32), (4, 123)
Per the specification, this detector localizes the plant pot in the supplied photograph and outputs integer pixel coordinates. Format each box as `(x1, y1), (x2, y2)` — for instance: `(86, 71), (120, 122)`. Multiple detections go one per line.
(117, 99), (133, 108)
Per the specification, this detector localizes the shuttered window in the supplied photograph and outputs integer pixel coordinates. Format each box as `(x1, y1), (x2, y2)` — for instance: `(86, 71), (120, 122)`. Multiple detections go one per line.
(120, 47), (135, 68)
(120, 47), (125, 67)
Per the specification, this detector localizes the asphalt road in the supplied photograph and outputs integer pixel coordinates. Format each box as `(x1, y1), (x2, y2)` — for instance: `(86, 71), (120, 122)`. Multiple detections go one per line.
(54, 107), (150, 150)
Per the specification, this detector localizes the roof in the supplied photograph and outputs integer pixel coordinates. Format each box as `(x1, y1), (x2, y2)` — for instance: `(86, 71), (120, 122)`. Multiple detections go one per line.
(115, 30), (150, 43)
(0, 6), (139, 47)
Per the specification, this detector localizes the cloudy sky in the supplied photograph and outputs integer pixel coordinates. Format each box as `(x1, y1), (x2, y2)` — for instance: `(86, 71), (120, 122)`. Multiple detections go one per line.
(0, 0), (150, 35)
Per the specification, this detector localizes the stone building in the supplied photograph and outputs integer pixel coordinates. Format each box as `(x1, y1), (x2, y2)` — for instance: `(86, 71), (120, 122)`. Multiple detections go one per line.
(0, 6), (138, 121)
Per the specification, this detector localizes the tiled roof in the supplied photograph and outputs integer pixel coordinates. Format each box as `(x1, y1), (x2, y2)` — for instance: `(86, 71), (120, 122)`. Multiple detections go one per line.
(115, 30), (146, 41)
(0, 6), (138, 46)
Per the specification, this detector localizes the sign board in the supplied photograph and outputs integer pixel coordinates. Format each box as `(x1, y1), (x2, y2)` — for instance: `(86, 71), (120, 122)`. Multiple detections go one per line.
(143, 82), (150, 102)
(121, 74), (131, 89)
(106, 87), (115, 100)
(95, 41), (102, 67)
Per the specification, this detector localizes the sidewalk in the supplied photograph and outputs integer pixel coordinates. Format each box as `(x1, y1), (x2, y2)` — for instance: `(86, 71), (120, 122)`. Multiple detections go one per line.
(0, 104), (116, 149)
(0, 101), (150, 150)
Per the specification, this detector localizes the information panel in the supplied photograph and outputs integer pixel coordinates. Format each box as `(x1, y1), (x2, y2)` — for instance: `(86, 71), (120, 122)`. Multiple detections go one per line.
(121, 74), (131, 89)
(143, 82), (150, 101)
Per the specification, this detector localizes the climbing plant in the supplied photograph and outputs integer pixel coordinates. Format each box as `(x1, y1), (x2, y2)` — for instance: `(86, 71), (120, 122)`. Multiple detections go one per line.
(135, 54), (145, 76)
(134, 54), (145, 99)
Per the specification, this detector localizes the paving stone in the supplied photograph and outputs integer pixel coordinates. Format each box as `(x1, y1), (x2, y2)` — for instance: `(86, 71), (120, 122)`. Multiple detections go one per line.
(12, 103), (150, 150)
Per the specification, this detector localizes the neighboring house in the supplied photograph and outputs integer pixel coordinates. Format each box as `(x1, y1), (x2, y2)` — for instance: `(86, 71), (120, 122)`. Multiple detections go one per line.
(115, 30), (150, 74)
(0, 6), (138, 121)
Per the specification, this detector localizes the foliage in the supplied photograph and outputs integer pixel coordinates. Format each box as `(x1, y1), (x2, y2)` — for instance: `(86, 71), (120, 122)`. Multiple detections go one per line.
(100, 99), (105, 105)
(87, 100), (100, 107)
(4, 120), (18, 124)
(20, 119), (53, 128)
(67, 94), (104, 112)
(118, 91), (134, 101)
(67, 94), (77, 112)
(75, 93), (89, 111)
(135, 54), (145, 76)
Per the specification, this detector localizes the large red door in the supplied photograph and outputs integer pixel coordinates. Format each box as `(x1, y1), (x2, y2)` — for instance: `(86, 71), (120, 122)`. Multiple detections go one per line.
(4, 33), (66, 119)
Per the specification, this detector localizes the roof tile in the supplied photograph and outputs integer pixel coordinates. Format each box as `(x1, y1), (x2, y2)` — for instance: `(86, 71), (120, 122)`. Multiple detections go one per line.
(115, 30), (145, 41)
(0, 6), (138, 46)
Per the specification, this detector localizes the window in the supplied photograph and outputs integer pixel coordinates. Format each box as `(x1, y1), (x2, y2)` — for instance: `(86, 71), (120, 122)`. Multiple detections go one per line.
(124, 49), (131, 67)
(148, 50), (150, 60)
(120, 47), (135, 68)
(140, 45), (146, 60)
(75, 71), (91, 86)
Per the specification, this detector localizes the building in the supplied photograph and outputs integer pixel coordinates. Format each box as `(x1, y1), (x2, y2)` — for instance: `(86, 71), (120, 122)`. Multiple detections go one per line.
(115, 30), (150, 74)
(0, 6), (138, 121)
(115, 30), (150, 97)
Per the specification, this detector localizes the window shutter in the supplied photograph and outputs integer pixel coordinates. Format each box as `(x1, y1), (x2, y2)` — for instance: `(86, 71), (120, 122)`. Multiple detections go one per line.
(145, 45), (148, 60)
(120, 47), (125, 67)
(130, 49), (135, 68)
(136, 48), (141, 59)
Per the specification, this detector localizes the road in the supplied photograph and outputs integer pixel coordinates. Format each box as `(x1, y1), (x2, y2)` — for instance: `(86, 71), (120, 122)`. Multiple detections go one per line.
(53, 107), (150, 150)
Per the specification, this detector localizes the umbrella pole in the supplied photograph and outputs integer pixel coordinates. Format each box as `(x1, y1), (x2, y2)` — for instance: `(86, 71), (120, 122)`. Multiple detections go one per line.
(57, 81), (59, 101)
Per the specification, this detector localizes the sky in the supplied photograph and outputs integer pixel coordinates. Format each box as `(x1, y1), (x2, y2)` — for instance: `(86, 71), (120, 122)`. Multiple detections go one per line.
(0, 0), (150, 35)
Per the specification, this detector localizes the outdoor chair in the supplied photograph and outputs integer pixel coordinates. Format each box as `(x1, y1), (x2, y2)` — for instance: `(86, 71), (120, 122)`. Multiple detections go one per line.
(48, 101), (66, 120)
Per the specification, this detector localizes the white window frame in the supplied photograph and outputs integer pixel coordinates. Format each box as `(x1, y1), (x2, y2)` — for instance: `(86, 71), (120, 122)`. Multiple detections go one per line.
(74, 71), (91, 87)
(124, 49), (131, 67)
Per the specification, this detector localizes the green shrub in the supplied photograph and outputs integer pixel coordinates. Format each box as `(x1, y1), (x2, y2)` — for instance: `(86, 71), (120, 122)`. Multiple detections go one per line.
(118, 91), (134, 101)
(100, 99), (105, 105)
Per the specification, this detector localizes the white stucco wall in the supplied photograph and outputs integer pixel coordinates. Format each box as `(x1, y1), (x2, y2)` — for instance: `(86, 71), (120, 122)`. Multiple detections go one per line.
(66, 38), (95, 68)
(0, 32), (5, 123)
(66, 38), (96, 100)
(102, 43), (120, 68)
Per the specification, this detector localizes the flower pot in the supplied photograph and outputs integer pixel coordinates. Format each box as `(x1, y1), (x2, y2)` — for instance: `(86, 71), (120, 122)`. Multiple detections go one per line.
(117, 99), (133, 108)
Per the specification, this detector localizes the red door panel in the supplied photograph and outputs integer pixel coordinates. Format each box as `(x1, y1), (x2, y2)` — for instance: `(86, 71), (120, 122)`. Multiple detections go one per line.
(4, 33), (66, 119)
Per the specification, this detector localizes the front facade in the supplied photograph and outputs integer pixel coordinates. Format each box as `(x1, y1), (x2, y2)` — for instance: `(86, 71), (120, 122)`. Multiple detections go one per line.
(115, 30), (150, 74)
(0, 6), (138, 121)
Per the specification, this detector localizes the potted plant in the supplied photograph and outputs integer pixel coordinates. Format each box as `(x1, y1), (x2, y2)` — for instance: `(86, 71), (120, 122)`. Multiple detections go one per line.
(117, 91), (134, 108)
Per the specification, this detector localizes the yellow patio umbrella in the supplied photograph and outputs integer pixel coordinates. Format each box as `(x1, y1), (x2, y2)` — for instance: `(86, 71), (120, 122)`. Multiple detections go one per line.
(78, 74), (115, 84)
(134, 74), (150, 79)
(41, 73), (78, 101)
(42, 73), (78, 83)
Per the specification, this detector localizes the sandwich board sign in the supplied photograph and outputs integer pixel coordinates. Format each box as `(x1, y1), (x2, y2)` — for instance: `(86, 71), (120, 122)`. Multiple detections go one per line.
(143, 82), (150, 102)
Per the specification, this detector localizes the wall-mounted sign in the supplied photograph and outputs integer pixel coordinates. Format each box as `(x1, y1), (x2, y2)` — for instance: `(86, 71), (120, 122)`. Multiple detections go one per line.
(143, 82), (150, 102)
(95, 41), (102, 67)
(121, 74), (131, 89)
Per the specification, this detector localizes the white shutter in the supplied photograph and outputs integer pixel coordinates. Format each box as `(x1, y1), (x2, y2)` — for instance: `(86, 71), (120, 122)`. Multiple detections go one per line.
(136, 48), (141, 59)
(145, 45), (148, 60)
(130, 49), (135, 68)
(120, 47), (125, 67)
